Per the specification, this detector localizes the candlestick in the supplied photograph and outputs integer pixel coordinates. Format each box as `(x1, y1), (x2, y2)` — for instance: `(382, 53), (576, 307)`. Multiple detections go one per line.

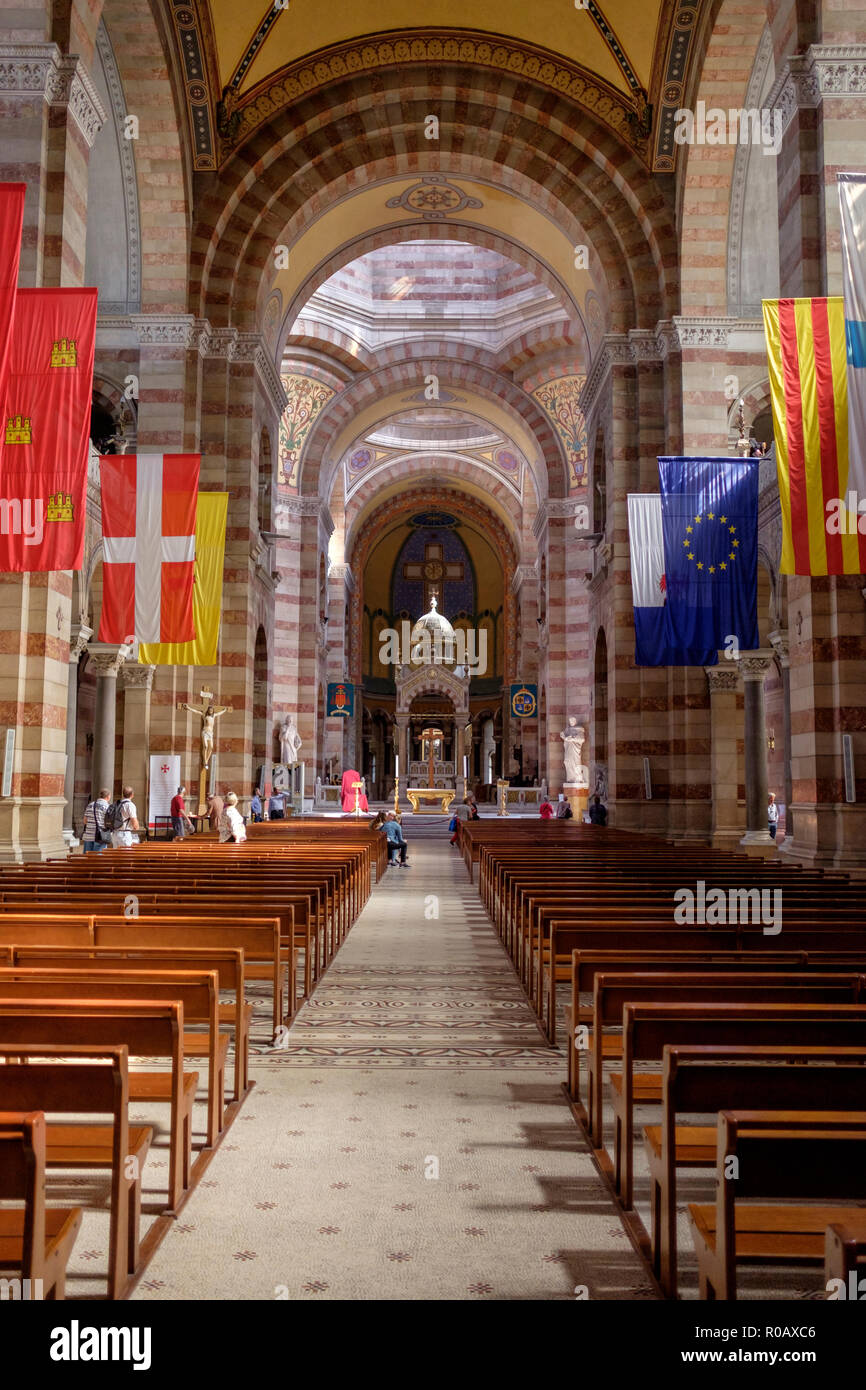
(463, 755), (468, 780)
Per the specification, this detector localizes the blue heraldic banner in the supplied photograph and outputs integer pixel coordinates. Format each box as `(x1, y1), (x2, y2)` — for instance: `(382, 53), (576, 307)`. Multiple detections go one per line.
(327, 682), (354, 718)
(510, 684), (538, 718)
(658, 457), (759, 666)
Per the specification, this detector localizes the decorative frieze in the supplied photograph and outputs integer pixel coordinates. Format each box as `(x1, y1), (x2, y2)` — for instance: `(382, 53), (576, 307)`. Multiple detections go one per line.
(0, 44), (106, 146)
(120, 663), (155, 691)
(131, 314), (195, 348)
(705, 666), (740, 693)
(737, 651), (775, 683)
(767, 45), (866, 139)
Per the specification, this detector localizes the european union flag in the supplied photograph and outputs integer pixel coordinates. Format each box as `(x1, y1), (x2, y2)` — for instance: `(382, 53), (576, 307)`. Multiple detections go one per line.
(658, 457), (759, 666)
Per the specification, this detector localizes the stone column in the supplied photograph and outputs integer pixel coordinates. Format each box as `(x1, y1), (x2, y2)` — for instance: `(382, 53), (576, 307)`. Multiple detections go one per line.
(395, 716), (409, 804)
(736, 651), (775, 852)
(62, 623), (92, 848)
(768, 629), (792, 843)
(88, 643), (129, 798)
(705, 664), (743, 850)
(120, 664), (155, 811)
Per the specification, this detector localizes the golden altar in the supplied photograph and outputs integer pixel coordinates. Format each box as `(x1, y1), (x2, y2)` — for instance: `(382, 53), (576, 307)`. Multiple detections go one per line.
(406, 787), (456, 815)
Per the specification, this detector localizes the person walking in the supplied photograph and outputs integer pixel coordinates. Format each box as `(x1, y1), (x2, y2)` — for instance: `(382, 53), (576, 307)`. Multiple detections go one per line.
(170, 785), (194, 840)
(219, 791), (247, 844)
(82, 787), (110, 853)
(768, 792), (779, 840)
(250, 788), (263, 822)
(112, 786), (140, 848)
(384, 811), (410, 867)
(207, 792), (224, 833)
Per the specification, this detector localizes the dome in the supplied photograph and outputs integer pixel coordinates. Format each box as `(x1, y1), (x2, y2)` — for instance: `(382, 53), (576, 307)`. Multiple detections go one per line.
(409, 595), (457, 658)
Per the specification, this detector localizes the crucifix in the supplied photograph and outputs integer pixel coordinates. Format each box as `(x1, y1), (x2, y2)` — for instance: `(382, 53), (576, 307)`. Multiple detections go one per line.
(176, 689), (234, 815)
(402, 541), (464, 611)
(420, 726), (444, 789)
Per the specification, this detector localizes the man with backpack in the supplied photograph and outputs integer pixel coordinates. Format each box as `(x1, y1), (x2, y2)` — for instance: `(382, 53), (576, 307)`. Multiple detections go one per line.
(109, 786), (140, 847)
(82, 787), (111, 853)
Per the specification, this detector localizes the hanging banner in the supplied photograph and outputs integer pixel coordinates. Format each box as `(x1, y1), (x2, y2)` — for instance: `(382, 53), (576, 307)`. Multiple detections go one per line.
(148, 753), (180, 828)
(0, 184), (25, 402)
(510, 683), (538, 718)
(0, 286), (97, 572)
(139, 491), (228, 667)
(327, 682), (355, 718)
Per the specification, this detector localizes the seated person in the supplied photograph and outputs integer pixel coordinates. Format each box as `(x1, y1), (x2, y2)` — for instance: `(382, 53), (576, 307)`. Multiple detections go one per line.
(539, 799), (554, 820)
(588, 794), (608, 826)
(384, 811), (410, 867)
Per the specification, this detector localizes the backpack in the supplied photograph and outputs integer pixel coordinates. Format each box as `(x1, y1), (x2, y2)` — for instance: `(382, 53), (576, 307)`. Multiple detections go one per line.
(103, 800), (122, 832)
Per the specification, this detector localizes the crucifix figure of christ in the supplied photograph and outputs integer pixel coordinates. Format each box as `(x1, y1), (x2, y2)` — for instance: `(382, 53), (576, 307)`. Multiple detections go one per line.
(176, 690), (233, 786)
(402, 541), (464, 612)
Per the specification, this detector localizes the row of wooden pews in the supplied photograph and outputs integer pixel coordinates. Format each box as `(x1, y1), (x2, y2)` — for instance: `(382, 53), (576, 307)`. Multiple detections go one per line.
(0, 821), (381, 1298)
(459, 819), (866, 1299)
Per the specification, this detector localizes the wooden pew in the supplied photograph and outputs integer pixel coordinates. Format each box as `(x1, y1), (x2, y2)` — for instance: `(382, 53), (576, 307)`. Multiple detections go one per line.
(584, 971), (865, 1147)
(0, 1109), (82, 1300)
(644, 1044), (866, 1297)
(564, 948), (866, 1099)
(825, 1222), (866, 1298)
(689, 1111), (866, 1299)
(0, 967), (224, 1149)
(611, 1002), (866, 1211)
(0, 1043), (148, 1299)
(0, 1001), (184, 1226)
(13, 945), (250, 1098)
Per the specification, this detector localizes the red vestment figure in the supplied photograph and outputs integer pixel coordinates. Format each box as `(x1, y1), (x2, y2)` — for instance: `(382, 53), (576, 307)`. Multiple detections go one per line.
(340, 769), (368, 813)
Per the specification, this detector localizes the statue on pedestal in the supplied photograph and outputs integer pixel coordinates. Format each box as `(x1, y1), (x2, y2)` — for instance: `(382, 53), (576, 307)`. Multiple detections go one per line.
(279, 716), (302, 767)
(560, 717), (589, 787)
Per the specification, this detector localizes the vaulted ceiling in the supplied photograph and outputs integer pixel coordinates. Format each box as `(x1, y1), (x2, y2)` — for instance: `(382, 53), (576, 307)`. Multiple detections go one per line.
(168, 0), (707, 172)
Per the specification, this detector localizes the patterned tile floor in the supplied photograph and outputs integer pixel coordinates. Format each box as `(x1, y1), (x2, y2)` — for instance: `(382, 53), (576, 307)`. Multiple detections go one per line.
(128, 824), (657, 1300)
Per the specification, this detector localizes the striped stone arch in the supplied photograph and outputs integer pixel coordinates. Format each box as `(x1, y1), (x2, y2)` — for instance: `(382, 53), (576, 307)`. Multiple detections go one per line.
(288, 321), (378, 374)
(727, 378), (773, 435)
(101, 0), (192, 314)
(678, 0), (775, 313)
(344, 457), (530, 554)
(348, 484), (521, 685)
(188, 57), (680, 335)
(276, 222), (593, 361)
(297, 356), (567, 501)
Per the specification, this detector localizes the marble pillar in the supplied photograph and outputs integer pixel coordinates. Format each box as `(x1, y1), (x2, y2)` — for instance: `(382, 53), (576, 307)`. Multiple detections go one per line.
(88, 643), (129, 798)
(62, 623), (92, 848)
(768, 629), (792, 843)
(705, 664), (743, 849)
(120, 663), (155, 811)
(737, 651), (775, 852)
(395, 716), (409, 804)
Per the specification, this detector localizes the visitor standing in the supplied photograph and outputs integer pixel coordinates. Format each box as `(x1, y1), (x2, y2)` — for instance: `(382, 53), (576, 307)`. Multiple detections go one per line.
(82, 787), (110, 853)
(112, 786), (140, 848)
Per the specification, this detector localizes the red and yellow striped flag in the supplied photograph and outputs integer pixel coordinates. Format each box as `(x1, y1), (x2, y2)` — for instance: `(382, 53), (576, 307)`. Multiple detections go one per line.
(762, 296), (863, 575)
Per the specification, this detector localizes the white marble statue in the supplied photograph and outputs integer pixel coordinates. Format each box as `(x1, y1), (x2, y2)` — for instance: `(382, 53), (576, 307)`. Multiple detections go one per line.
(279, 716), (302, 767)
(560, 717), (589, 787)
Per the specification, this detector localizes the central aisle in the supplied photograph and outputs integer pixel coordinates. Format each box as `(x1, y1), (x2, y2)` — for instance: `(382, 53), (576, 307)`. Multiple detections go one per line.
(131, 825), (655, 1300)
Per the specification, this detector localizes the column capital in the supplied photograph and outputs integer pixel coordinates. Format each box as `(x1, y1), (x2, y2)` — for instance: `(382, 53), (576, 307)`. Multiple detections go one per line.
(705, 665), (740, 692)
(70, 622), (93, 663)
(0, 44), (106, 146)
(736, 649), (775, 682)
(87, 641), (131, 677)
(768, 628), (790, 667)
(120, 663), (155, 691)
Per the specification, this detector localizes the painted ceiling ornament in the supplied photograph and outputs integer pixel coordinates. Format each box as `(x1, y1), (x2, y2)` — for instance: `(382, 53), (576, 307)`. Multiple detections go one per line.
(531, 375), (588, 486)
(278, 374), (335, 487)
(386, 175), (483, 221)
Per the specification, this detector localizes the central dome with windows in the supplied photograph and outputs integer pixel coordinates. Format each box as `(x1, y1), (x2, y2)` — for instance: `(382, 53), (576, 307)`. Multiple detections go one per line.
(409, 596), (460, 667)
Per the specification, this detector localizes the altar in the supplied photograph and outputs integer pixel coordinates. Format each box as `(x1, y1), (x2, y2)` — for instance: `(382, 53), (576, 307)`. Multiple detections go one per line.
(407, 787), (456, 815)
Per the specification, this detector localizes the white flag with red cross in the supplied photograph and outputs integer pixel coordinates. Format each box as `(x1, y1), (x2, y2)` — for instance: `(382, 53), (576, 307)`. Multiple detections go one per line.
(148, 753), (181, 829)
(98, 454), (199, 645)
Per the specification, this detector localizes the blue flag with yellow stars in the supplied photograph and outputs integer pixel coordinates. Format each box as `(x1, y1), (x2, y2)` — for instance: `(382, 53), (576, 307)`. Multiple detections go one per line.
(658, 457), (759, 666)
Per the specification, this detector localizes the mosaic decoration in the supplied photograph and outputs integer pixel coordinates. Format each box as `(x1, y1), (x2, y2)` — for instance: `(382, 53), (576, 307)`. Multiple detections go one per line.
(263, 292), (282, 350)
(168, 0), (217, 171)
(230, 32), (648, 162)
(653, 0), (703, 172)
(278, 374), (335, 487)
(392, 527), (475, 620)
(348, 447), (375, 473)
(409, 512), (458, 528)
(531, 376), (588, 486)
(386, 176), (483, 221)
(401, 388), (465, 405)
(584, 290), (604, 349)
(493, 447), (519, 472)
